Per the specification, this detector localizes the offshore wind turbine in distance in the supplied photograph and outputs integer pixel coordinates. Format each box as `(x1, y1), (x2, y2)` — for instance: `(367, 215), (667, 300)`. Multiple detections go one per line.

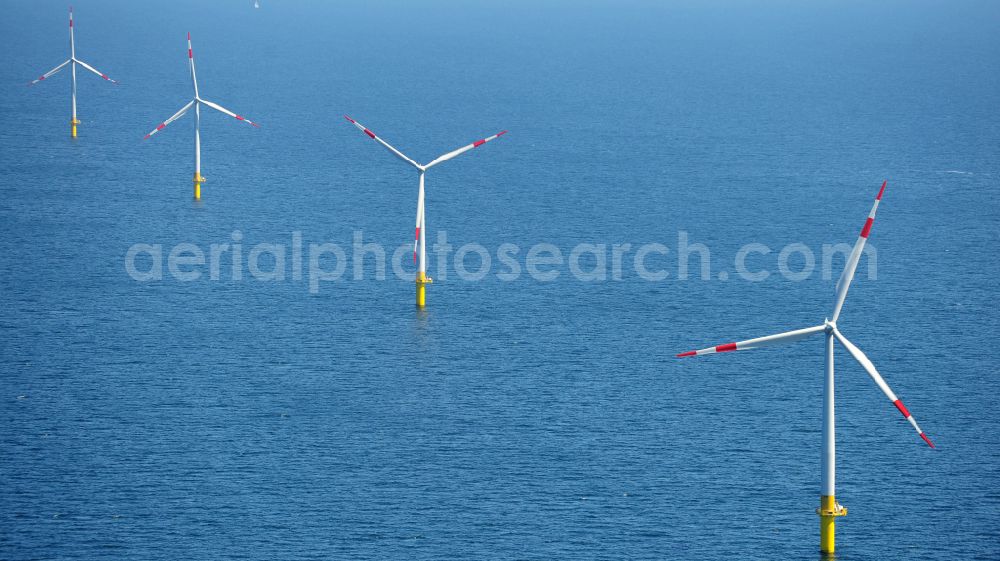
(28, 7), (118, 138)
(676, 181), (934, 555)
(344, 116), (507, 308)
(142, 33), (260, 200)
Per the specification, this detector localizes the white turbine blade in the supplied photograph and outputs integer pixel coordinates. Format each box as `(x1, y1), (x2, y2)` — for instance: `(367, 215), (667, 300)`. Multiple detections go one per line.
(832, 328), (935, 448)
(187, 33), (199, 97)
(676, 324), (826, 358)
(28, 60), (70, 86)
(142, 100), (195, 140)
(831, 181), (886, 322)
(75, 59), (118, 84)
(424, 129), (508, 169)
(200, 99), (260, 128)
(344, 115), (421, 170)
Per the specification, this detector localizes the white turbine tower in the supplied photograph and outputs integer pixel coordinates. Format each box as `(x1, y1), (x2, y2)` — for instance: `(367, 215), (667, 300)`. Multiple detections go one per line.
(676, 181), (934, 555)
(143, 33), (260, 200)
(345, 116), (507, 308)
(29, 7), (118, 138)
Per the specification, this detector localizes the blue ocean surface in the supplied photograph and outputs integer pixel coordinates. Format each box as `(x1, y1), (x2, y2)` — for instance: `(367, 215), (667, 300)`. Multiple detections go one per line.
(1, 0), (998, 559)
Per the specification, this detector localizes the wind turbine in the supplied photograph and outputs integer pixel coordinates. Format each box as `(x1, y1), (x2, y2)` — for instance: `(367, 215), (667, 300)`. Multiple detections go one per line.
(676, 181), (934, 555)
(344, 116), (507, 308)
(143, 33), (260, 200)
(28, 7), (118, 138)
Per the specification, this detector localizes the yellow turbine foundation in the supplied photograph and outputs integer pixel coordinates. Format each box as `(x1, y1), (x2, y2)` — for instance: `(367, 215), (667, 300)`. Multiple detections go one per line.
(193, 173), (205, 200)
(416, 272), (431, 308)
(817, 495), (847, 554)
(71, 119), (80, 138)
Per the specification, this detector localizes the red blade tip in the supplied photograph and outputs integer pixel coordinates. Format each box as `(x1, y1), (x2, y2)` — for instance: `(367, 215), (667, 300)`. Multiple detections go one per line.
(676, 351), (696, 358)
(920, 433), (935, 448)
(876, 180), (887, 201)
(344, 115), (355, 123)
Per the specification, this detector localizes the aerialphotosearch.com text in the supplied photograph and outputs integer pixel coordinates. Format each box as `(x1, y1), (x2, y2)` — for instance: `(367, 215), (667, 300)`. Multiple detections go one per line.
(124, 230), (876, 293)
